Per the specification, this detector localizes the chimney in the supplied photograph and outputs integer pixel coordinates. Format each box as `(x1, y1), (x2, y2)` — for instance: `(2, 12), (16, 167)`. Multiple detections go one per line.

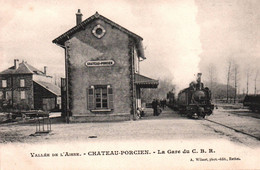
(14, 59), (19, 69)
(44, 66), (47, 75)
(197, 73), (202, 89)
(76, 9), (82, 25)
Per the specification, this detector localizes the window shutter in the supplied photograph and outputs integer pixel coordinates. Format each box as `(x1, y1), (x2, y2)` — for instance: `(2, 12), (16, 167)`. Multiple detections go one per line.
(108, 87), (113, 109)
(87, 88), (94, 110)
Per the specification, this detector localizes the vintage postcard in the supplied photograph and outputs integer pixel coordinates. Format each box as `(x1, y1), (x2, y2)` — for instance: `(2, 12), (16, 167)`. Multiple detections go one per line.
(0, 0), (259, 169)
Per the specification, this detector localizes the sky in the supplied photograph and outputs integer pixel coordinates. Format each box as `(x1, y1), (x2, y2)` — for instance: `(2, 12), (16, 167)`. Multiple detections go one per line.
(196, 0), (260, 94)
(0, 0), (259, 93)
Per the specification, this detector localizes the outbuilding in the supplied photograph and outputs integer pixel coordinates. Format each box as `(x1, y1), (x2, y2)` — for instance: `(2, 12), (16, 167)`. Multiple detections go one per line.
(0, 60), (61, 111)
(53, 10), (158, 122)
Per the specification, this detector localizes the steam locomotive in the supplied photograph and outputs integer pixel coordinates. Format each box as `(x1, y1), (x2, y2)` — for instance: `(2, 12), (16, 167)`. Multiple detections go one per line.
(167, 73), (214, 118)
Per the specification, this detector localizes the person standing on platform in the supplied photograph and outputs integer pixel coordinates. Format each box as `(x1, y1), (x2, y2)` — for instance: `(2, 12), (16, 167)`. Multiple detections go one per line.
(152, 99), (158, 116)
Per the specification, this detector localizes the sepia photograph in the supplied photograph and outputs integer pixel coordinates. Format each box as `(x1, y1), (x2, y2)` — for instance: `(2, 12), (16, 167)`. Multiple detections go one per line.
(0, 0), (259, 169)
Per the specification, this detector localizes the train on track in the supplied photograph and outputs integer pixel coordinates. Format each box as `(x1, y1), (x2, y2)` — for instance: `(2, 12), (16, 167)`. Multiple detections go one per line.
(243, 95), (260, 112)
(167, 73), (214, 118)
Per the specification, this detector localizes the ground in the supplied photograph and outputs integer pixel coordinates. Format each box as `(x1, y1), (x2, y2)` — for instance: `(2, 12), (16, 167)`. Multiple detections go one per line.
(1, 105), (260, 169)
(0, 104), (259, 147)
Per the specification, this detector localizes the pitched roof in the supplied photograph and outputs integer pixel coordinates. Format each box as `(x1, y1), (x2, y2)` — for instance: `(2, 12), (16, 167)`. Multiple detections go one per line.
(53, 12), (143, 46)
(0, 62), (45, 75)
(135, 73), (159, 88)
(0, 66), (16, 74)
(34, 80), (61, 96)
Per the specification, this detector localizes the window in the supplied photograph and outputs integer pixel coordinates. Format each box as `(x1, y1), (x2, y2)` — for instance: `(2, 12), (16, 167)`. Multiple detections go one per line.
(20, 79), (25, 87)
(95, 86), (108, 109)
(92, 24), (106, 39)
(87, 85), (113, 111)
(21, 91), (25, 99)
(2, 80), (7, 88)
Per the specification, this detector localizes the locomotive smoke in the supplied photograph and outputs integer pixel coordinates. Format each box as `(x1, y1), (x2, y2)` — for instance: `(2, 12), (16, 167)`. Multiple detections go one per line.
(159, 1), (202, 95)
(136, 0), (202, 96)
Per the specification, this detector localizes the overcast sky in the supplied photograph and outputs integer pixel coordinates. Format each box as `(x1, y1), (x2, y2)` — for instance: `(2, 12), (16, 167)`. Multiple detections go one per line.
(196, 0), (260, 94)
(0, 0), (259, 93)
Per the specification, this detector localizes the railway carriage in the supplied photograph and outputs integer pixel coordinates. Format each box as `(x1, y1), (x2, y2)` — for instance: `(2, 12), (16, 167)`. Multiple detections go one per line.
(243, 95), (260, 112)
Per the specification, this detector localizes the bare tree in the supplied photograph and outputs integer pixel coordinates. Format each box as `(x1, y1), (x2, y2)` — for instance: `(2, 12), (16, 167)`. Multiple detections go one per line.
(206, 63), (218, 99)
(254, 69), (259, 95)
(245, 67), (251, 95)
(233, 62), (240, 103)
(141, 78), (175, 103)
(226, 58), (233, 103)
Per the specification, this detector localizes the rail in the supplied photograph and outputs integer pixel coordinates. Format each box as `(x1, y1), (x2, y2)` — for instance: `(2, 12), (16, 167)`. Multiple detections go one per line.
(204, 118), (260, 141)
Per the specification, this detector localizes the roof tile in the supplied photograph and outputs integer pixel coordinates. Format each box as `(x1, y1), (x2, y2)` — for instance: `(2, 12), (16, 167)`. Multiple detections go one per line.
(34, 80), (61, 96)
(0, 62), (45, 75)
(52, 12), (143, 45)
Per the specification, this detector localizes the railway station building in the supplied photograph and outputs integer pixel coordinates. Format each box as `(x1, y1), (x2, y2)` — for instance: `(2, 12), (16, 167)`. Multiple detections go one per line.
(53, 10), (159, 122)
(0, 60), (61, 111)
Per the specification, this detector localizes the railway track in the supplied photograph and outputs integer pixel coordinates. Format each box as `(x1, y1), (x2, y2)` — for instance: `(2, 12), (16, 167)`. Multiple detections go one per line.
(204, 118), (260, 141)
(168, 107), (260, 141)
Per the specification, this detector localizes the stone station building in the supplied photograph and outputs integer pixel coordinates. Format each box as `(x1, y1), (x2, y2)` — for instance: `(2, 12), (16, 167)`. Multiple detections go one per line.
(53, 10), (158, 122)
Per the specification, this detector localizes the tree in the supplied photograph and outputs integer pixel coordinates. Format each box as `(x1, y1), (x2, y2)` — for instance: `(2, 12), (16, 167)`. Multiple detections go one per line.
(206, 63), (218, 99)
(232, 62), (240, 103)
(226, 58), (233, 103)
(245, 67), (251, 95)
(254, 69), (259, 95)
(141, 78), (175, 103)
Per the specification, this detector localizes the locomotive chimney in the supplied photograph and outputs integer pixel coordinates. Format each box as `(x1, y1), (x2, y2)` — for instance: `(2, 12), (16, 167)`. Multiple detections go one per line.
(197, 73), (202, 89)
(14, 59), (19, 69)
(76, 9), (82, 25)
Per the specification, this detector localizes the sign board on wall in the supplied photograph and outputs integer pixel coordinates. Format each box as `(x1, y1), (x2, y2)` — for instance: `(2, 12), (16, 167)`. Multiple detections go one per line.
(85, 60), (115, 67)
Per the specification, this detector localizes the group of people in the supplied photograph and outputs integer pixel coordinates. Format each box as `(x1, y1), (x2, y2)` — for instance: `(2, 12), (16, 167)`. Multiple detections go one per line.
(152, 99), (166, 116)
(136, 98), (167, 118)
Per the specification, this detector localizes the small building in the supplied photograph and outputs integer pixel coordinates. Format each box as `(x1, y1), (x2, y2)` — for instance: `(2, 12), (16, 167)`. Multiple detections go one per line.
(0, 60), (61, 111)
(53, 10), (158, 122)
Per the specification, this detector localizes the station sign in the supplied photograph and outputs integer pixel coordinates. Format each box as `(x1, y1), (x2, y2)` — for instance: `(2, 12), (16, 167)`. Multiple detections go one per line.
(85, 60), (115, 67)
